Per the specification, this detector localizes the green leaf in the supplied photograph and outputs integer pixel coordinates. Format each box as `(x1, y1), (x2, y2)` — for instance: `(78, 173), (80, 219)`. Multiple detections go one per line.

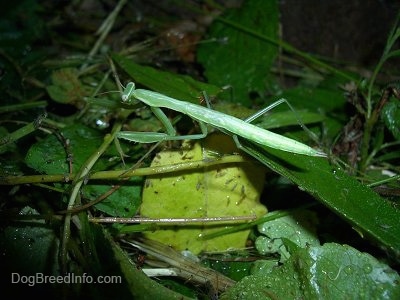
(256, 110), (325, 130)
(140, 133), (267, 254)
(46, 68), (90, 106)
(25, 124), (105, 174)
(275, 86), (347, 112)
(381, 98), (400, 140)
(25, 124), (141, 217)
(83, 182), (141, 217)
(223, 243), (400, 299)
(255, 210), (320, 262)
(1, 207), (60, 296)
(1, 207), (59, 275)
(197, 0), (279, 105)
(239, 140), (400, 258)
(112, 53), (221, 103)
(275, 86), (347, 140)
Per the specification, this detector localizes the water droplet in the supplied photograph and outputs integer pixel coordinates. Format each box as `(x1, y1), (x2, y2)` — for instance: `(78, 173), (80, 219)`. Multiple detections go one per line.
(344, 265), (354, 274)
(363, 264), (372, 274)
(95, 119), (109, 129)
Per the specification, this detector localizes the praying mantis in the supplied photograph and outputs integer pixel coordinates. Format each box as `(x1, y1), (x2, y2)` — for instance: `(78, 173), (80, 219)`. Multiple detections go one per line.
(117, 82), (326, 160)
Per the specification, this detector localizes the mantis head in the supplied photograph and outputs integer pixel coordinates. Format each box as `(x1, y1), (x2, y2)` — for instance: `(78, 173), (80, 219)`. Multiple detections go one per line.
(121, 82), (136, 103)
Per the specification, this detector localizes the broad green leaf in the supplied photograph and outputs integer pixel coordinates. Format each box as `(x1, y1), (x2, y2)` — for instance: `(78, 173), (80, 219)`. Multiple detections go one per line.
(25, 124), (141, 217)
(83, 182), (141, 218)
(382, 98), (400, 140)
(112, 53), (221, 103)
(239, 139), (400, 258)
(255, 210), (319, 262)
(222, 243), (400, 299)
(46, 68), (90, 106)
(197, 0), (279, 105)
(274, 86), (347, 140)
(25, 124), (106, 174)
(206, 259), (253, 282)
(1, 207), (59, 275)
(256, 110), (325, 130)
(140, 133), (267, 254)
(273, 86), (347, 113)
(1, 207), (60, 296)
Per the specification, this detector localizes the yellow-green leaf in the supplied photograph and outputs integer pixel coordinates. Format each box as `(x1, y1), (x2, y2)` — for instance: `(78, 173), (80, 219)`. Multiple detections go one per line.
(140, 133), (267, 254)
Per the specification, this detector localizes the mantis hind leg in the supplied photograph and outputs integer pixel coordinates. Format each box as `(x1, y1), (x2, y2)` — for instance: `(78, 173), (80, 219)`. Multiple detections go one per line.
(244, 98), (320, 143)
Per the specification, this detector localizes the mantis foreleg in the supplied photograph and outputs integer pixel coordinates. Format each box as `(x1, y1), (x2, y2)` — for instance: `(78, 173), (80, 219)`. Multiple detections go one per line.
(117, 106), (209, 143)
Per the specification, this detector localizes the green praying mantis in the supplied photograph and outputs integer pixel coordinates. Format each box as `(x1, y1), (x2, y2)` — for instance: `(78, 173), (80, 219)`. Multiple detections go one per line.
(117, 82), (326, 160)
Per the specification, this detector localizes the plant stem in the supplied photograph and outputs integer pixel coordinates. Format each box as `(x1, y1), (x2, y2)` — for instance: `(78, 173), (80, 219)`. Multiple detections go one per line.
(59, 120), (123, 272)
(0, 155), (250, 185)
(0, 101), (47, 113)
(361, 14), (400, 170)
(80, 0), (127, 70)
(0, 113), (47, 150)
